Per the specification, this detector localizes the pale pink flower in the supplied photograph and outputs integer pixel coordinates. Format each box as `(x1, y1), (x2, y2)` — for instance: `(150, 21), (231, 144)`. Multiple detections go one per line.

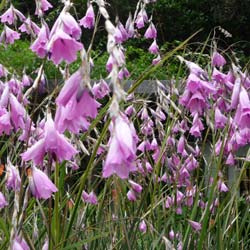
(0, 25), (20, 45)
(125, 13), (134, 38)
(12, 236), (30, 250)
(139, 220), (147, 233)
(22, 114), (78, 164)
(6, 161), (21, 191)
(55, 69), (100, 133)
(60, 12), (82, 40)
(212, 51), (226, 67)
(135, 8), (148, 29)
(27, 166), (57, 199)
(82, 191), (98, 205)
(19, 17), (40, 35)
(118, 67), (130, 80)
(148, 40), (159, 54)
(92, 79), (110, 99)
(152, 54), (161, 65)
(30, 24), (49, 58)
(218, 179), (229, 192)
(129, 180), (143, 193)
(0, 191), (8, 208)
(10, 94), (26, 130)
(188, 219), (202, 231)
(0, 108), (12, 135)
(0, 4), (25, 24)
(215, 107), (227, 129)
(79, 4), (95, 29)
(35, 0), (53, 16)
(48, 29), (83, 65)
(103, 114), (137, 179)
(144, 23), (157, 39)
(127, 190), (137, 201)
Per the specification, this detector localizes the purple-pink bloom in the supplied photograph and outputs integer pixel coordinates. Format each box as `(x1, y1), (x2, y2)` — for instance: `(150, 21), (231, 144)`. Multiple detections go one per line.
(125, 13), (134, 38)
(103, 114), (137, 179)
(144, 23), (157, 39)
(60, 12), (82, 40)
(0, 4), (25, 24)
(82, 191), (98, 205)
(218, 179), (229, 192)
(10, 94), (26, 130)
(55, 69), (100, 133)
(30, 24), (49, 58)
(0, 108), (12, 135)
(27, 165), (57, 199)
(187, 219), (202, 232)
(12, 236), (30, 250)
(0, 25), (20, 45)
(0, 191), (8, 208)
(22, 114), (78, 165)
(79, 4), (95, 29)
(139, 220), (147, 233)
(35, 0), (53, 16)
(6, 161), (21, 191)
(129, 180), (143, 193)
(186, 91), (207, 115)
(19, 17), (40, 35)
(48, 29), (83, 65)
(92, 79), (110, 99)
(152, 54), (161, 65)
(148, 40), (159, 54)
(127, 190), (137, 201)
(215, 107), (227, 129)
(135, 8), (148, 29)
(212, 51), (226, 67)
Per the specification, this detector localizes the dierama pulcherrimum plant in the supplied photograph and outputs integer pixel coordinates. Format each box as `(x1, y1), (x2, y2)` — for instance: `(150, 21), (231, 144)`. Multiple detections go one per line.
(0, 0), (250, 249)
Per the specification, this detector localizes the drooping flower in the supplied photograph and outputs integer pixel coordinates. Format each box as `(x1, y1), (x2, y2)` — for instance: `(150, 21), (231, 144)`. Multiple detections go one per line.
(30, 24), (49, 58)
(79, 4), (95, 29)
(0, 108), (12, 135)
(27, 165), (57, 200)
(12, 235), (30, 250)
(127, 189), (137, 201)
(148, 39), (159, 54)
(10, 94), (27, 130)
(125, 13), (134, 38)
(144, 22), (157, 39)
(103, 114), (137, 179)
(139, 220), (147, 233)
(212, 51), (226, 67)
(48, 29), (83, 65)
(55, 69), (100, 133)
(19, 17), (40, 35)
(187, 219), (202, 232)
(0, 25), (20, 45)
(0, 4), (25, 25)
(82, 191), (98, 205)
(129, 180), (143, 193)
(59, 12), (82, 40)
(92, 79), (110, 99)
(0, 191), (8, 208)
(35, 0), (53, 16)
(22, 113), (78, 165)
(6, 161), (21, 191)
(135, 8), (148, 29)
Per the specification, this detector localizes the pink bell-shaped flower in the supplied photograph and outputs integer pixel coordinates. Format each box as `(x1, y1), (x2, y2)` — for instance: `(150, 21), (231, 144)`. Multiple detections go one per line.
(79, 4), (95, 29)
(0, 4), (25, 25)
(48, 29), (83, 65)
(0, 25), (20, 45)
(103, 114), (138, 179)
(27, 165), (57, 200)
(22, 113), (78, 165)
